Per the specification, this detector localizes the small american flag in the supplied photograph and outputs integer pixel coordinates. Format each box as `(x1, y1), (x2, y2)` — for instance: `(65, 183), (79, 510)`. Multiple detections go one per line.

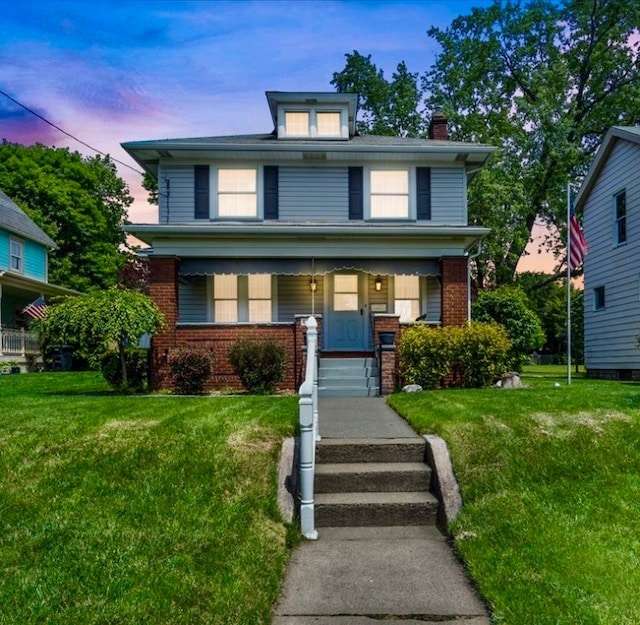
(22, 296), (48, 320)
(569, 196), (588, 271)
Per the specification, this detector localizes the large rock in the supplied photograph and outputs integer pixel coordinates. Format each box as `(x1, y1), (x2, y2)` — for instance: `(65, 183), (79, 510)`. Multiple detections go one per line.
(402, 384), (423, 393)
(498, 372), (523, 389)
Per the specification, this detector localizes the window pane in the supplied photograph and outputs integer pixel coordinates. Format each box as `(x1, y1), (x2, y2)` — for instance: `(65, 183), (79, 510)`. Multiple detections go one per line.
(219, 194), (257, 217)
(395, 300), (420, 323)
(218, 169), (256, 192)
(371, 195), (409, 218)
(334, 275), (358, 292)
(334, 293), (358, 311)
(214, 274), (237, 298)
(248, 274), (271, 298)
(285, 112), (309, 136)
(215, 300), (237, 322)
(371, 170), (408, 194)
(395, 275), (419, 298)
(249, 300), (271, 322)
(317, 112), (341, 136)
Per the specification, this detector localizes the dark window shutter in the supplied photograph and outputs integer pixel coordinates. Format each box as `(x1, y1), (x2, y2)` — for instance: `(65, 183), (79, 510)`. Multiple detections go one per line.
(416, 167), (431, 220)
(264, 166), (279, 220)
(348, 167), (363, 220)
(194, 165), (210, 219)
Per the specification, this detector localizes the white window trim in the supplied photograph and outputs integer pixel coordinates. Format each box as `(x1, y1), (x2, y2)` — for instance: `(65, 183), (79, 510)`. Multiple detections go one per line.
(209, 274), (277, 323)
(364, 166), (416, 220)
(209, 164), (263, 220)
(9, 237), (23, 273)
(278, 105), (348, 139)
(613, 189), (627, 246)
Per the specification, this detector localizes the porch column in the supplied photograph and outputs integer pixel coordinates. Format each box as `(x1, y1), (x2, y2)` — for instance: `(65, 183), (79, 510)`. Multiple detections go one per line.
(440, 257), (468, 327)
(148, 256), (179, 390)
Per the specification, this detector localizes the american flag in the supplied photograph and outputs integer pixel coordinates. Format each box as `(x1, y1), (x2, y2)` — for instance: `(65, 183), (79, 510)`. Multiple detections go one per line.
(22, 296), (48, 320)
(569, 194), (588, 271)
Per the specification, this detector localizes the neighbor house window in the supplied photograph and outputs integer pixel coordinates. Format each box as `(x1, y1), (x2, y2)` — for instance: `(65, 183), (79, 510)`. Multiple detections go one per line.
(370, 170), (409, 219)
(394, 275), (420, 322)
(594, 286), (606, 310)
(217, 169), (257, 218)
(213, 274), (272, 322)
(248, 274), (272, 322)
(615, 190), (626, 245)
(9, 237), (23, 272)
(316, 112), (341, 137)
(285, 112), (310, 137)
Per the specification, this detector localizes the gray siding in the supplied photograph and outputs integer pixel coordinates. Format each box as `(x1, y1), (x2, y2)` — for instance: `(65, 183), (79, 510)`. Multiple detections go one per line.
(160, 165), (196, 223)
(584, 139), (640, 370)
(425, 276), (441, 322)
(279, 167), (349, 221)
(430, 168), (465, 225)
(277, 275), (320, 321)
(178, 276), (208, 322)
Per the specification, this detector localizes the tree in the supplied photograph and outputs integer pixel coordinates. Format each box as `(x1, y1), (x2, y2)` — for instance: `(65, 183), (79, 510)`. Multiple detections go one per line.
(0, 142), (134, 291)
(38, 288), (165, 389)
(425, 0), (640, 286)
(472, 285), (545, 370)
(331, 52), (426, 137)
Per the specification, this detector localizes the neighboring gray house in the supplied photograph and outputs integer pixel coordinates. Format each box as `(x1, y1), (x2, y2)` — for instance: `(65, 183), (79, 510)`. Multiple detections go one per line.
(576, 126), (640, 379)
(122, 91), (495, 393)
(0, 190), (75, 362)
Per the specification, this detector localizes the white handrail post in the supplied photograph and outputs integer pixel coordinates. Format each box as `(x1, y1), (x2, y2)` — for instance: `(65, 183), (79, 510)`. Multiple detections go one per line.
(298, 316), (318, 540)
(20, 328), (26, 357)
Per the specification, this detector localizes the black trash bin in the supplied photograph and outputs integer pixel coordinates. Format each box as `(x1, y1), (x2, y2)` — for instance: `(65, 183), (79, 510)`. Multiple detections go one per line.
(48, 345), (74, 372)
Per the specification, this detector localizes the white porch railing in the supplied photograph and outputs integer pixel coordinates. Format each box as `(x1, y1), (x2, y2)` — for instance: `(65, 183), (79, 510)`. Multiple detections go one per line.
(298, 316), (320, 540)
(0, 328), (41, 357)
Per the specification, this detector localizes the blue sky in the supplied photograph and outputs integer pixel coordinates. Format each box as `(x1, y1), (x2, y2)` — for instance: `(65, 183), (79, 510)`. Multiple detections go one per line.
(1, 0), (493, 222)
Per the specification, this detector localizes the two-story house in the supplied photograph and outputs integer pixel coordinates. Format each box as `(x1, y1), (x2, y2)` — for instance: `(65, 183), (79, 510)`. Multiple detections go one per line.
(575, 126), (640, 379)
(123, 91), (495, 394)
(0, 189), (75, 364)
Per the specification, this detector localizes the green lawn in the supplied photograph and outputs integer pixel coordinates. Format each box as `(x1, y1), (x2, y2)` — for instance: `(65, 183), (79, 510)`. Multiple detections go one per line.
(389, 370), (640, 625)
(0, 372), (298, 625)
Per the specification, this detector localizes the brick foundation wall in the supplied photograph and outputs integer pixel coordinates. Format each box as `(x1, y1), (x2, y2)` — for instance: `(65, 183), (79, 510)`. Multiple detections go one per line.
(441, 257), (468, 327)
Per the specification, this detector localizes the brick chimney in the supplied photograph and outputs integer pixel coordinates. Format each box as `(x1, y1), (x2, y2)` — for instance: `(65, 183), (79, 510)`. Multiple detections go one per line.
(428, 108), (448, 141)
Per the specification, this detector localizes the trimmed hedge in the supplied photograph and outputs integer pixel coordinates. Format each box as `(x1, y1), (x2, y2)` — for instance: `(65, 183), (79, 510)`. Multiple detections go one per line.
(398, 322), (511, 389)
(169, 349), (213, 395)
(228, 339), (285, 394)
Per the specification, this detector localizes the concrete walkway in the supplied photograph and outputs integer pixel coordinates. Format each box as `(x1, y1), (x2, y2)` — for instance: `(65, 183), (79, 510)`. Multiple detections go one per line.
(273, 398), (490, 625)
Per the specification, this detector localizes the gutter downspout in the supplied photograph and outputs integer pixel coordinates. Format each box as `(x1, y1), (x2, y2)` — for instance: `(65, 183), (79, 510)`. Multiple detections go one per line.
(467, 241), (483, 323)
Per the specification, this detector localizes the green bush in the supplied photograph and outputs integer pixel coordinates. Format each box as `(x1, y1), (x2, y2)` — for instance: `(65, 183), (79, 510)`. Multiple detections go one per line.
(169, 349), (212, 395)
(398, 322), (512, 389)
(228, 339), (286, 394)
(100, 349), (149, 392)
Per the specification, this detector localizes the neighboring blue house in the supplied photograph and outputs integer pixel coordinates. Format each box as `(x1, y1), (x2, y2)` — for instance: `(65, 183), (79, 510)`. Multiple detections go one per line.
(0, 189), (75, 363)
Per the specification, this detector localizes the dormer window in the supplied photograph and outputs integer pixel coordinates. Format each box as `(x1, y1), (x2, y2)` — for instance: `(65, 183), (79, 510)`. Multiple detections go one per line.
(285, 112), (310, 137)
(282, 108), (345, 139)
(316, 112), (341, 137)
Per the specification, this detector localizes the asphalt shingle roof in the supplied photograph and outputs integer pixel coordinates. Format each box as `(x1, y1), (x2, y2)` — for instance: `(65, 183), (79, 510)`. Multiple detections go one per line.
(0, 189), (57, 248)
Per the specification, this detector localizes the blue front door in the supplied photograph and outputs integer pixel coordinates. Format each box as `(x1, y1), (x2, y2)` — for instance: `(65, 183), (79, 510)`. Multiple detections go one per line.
(325, 273), (368, 350)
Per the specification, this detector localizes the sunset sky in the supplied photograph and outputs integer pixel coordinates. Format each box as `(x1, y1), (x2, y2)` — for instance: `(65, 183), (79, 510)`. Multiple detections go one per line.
(2, 0), (556, 271)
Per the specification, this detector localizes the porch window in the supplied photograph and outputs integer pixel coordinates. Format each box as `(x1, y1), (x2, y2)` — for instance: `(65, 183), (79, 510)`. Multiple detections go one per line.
(10, 237), (23, 272)
(370, 170), (409, 219)
(285, 112), (310, 137)
(248, 274), (272, 322)
(214, 274), (238, 322)
(218, 169), (257, 218)
(394, 275), (420, 322)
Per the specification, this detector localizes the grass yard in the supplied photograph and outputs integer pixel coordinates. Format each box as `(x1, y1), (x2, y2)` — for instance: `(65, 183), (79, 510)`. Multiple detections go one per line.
(389, 369), (640, 625)
(0, 372), (298, 625)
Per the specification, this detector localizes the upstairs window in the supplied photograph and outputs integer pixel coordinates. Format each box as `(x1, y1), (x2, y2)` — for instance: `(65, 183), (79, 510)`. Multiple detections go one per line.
(10, 238), (23, 272)
(615, 190), (626, 245)
(285, 112), (310, 137)
(281, 109), (346, 139)
(394, 275), (420, 322)
(370, 170), (409, 219)
(218, 169), (257, 218)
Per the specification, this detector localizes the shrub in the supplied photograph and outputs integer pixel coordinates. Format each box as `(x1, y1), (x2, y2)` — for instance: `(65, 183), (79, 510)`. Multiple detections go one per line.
(457, 322), (511, 388)
(228, 339), (286, 394)
(100, 349), (149, 392)
(169, 349), (212, 395)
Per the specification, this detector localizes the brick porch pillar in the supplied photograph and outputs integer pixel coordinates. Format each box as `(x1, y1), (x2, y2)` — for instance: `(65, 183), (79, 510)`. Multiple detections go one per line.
(441, 257), (468, 327)
(148, 256), (179, 390)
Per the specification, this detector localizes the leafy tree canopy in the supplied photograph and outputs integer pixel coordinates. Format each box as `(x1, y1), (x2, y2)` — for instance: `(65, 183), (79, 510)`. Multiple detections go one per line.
(333, 0), (640, 287)
(0, 142), (134, 291)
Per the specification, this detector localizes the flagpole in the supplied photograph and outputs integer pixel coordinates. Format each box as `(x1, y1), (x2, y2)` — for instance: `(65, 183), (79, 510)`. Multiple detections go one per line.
(567, 182), (572, 386)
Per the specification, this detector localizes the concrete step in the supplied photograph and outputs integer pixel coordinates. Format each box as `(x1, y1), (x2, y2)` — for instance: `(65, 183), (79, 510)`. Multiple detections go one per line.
(315, 491), (438, 527)
(315, 462), (431, 493)
(318, 376), (379, 389)
(319, 357), (376, 369)
(318, 387), (380, 398)
(316, 438), (426, 464)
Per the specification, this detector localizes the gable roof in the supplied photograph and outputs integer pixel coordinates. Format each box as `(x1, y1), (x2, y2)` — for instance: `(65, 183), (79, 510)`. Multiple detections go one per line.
(575, 126), (640, 212)
(0, 189), (57, 248)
